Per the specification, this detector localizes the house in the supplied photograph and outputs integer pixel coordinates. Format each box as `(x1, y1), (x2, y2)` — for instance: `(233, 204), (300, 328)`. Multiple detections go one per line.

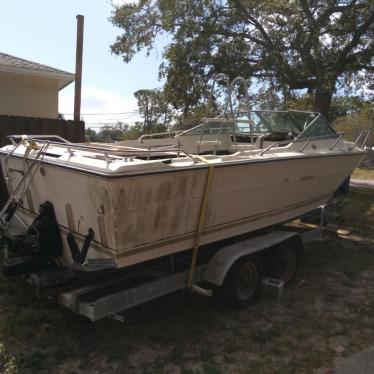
(0, 52), (74, 119)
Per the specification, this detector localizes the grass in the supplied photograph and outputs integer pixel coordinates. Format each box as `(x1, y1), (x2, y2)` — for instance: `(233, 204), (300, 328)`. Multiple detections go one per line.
(327, 187), (374, 238)
(352, 167), (374, 180)
(0, 188), (373, 373)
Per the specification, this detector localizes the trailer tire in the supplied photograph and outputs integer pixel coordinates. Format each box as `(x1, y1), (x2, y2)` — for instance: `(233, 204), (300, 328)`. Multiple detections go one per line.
(220, 255), (263, 308)
(268, 244), (300, 286)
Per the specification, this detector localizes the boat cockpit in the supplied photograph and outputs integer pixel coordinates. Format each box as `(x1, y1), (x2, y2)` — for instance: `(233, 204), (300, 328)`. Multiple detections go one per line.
(135, 109), (340, 156)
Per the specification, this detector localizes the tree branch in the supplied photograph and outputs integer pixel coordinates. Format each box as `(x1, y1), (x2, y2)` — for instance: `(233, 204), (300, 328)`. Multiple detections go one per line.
(336, 10), (374, 72)
(348, 64), (374, 72)
(232, 0), (273, 46)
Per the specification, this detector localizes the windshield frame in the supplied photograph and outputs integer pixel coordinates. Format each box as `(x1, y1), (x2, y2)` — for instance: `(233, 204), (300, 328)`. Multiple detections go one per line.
(177, 110), (337, 141)
(295, 112), (337, 139)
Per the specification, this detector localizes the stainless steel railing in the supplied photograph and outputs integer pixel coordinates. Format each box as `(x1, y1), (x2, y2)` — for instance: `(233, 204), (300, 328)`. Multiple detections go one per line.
(6, 135), (196, 163)
(0, 142), (49, 227)
(257, 133), (344, 156)
(5, 128), (364, 171)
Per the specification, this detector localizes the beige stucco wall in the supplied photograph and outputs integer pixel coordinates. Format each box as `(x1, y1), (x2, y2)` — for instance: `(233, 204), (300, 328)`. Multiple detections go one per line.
(0, 71), (59, 119)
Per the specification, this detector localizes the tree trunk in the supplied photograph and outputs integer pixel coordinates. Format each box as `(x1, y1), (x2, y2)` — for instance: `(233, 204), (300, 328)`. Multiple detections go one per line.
(314, 83), (334, 120)
(282, 85), (289, 110)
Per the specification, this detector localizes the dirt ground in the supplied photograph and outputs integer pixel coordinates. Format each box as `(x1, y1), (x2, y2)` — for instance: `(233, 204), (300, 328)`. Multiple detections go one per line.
(0, 187), (373, 374)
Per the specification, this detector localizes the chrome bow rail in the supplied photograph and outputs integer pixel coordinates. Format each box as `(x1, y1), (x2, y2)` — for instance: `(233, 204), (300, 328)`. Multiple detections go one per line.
(349, 129), (372, 151)
(257, 133), (344, 156)
(6, 135), (195, 162)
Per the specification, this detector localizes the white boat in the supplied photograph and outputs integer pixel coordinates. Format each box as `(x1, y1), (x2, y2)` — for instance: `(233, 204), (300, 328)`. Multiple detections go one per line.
(0, 107), (366, 275)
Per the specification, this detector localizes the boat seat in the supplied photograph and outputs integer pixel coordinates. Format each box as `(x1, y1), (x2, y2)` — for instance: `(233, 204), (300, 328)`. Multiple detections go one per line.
(233, 134), (258, 143)
(258, 132), (293, 149)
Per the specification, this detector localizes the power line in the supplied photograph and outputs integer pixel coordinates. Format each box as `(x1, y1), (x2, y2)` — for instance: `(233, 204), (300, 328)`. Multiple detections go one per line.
(84, 118), (141, 122)
(84, 117), (141, 123)
(61, 111), (138, 116)
(85, 122), (139, 126)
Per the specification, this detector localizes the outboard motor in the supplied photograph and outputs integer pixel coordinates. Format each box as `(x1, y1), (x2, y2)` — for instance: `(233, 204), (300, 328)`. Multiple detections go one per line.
(27, 201), (63, 258)
(2, 201), (63, 277)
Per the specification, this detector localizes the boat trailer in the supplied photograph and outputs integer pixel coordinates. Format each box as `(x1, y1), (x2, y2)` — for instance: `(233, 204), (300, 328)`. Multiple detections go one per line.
(55, 228), (321, 322)
(0, 195), (325, 322)
(0, 216), (321, 322)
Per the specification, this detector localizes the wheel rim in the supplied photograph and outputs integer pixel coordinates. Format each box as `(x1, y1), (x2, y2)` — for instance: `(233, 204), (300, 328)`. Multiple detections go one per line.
(236, 262), (258, 300)
(277, 249), (296, 283)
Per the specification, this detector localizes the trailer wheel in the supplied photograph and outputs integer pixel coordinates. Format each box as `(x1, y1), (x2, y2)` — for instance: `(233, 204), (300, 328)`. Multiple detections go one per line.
(269, 245), (300, 286)
(221, 255), (263, 308)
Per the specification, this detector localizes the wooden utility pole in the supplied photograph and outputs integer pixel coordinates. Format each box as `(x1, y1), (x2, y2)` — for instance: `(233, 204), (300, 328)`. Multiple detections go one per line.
(74, 15), (84, 122)
(145, 96), (150, 134)
(369, 109), (374, 166)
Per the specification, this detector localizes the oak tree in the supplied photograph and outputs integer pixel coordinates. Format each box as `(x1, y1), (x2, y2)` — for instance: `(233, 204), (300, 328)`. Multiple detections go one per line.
(110, 0), (374, 118)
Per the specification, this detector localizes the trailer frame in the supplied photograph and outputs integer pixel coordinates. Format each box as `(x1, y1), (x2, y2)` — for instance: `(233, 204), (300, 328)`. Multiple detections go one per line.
(54, 224), (321, 322)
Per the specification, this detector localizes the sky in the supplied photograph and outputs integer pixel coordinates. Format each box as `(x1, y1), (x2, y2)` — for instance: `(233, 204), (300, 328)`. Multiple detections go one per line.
(0, 0), (165, 128)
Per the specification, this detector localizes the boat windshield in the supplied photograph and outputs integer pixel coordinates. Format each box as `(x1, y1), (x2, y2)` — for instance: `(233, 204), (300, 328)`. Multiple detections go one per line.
(235, 110), (311, 134)
(234, 110), (336, 138)
(178, 119), (233, 135)
(296, 113), (336, 139)
(177, 110), (336, 140)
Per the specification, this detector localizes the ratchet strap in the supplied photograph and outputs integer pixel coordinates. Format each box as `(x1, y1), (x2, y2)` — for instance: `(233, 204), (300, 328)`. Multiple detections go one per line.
(21, 136), (39, 152)
(187, 155), (215, 292)
(21, 136), (40, 173)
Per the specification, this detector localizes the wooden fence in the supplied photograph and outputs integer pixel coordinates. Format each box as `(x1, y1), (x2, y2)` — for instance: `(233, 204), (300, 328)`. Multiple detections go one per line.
(0, 115), (85, 208)
(0, 115), (85, 147)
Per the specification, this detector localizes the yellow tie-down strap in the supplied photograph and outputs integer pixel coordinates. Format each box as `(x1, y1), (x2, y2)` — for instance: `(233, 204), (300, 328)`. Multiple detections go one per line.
(21, 136), (39, 151)
(21, 136), (40, 173)
(187, 155), (215, 290)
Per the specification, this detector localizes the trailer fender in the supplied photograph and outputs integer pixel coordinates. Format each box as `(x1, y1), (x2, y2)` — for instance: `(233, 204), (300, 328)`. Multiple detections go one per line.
(203, 231), (301, 286)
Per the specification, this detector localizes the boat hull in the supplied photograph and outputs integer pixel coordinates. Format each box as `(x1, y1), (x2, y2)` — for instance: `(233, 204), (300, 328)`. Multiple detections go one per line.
(0, 151), (363, 268)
